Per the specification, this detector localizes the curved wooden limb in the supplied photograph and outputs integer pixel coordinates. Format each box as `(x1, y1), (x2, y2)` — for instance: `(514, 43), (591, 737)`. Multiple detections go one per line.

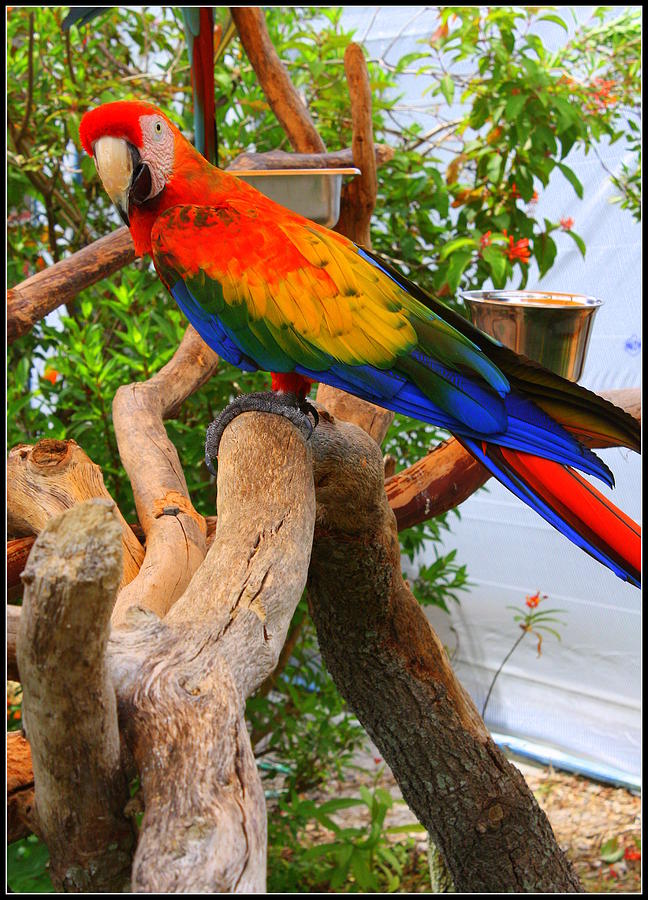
(7, 439), (144, 590)
(7, 226), (135, 343)
(335, 43), (378, 248)
(306, 412), (582, 892)
(7, 605), (21, 682)
(231, 7), (326, 154)
(110, 411), (315, 892)
(111, 325), (218, 625)
(228, 144), (394, 171)
(17, 500), (135, 891)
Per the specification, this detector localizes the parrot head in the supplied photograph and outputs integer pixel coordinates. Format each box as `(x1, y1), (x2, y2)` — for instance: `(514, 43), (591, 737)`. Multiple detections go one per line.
(80, 101), (183, 229)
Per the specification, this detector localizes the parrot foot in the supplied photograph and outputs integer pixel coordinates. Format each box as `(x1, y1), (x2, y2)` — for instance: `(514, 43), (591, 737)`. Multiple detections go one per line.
(205, 391), (318, 476)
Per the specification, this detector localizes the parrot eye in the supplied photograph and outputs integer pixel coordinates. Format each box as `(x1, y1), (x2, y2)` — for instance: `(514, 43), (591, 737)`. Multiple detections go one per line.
(153, 120), (164, 139)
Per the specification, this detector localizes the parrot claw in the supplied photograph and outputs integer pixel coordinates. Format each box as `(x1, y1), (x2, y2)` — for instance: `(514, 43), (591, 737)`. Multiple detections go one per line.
(205, 391), (318, 475)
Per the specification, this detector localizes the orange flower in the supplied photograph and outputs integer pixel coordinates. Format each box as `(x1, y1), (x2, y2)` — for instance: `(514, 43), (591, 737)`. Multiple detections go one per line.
(43, 367), (59, 385)
(560, 217), (575, 231)
(506, 235), (531, 264)
(510, 182), (520, 199)
(525, 591), (544, 609)
(480, 231), (492, 248)
(624, 847), (641, 862)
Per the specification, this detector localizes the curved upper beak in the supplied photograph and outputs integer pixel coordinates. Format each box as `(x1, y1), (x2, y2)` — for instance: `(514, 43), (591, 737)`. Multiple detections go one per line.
(93, 136), (139, 226)
(93, 136), (155, 227)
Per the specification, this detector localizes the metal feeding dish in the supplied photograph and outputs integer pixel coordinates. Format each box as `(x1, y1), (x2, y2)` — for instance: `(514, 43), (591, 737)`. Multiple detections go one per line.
(233, 168), (360, 228)
(461, 290), (603, 382)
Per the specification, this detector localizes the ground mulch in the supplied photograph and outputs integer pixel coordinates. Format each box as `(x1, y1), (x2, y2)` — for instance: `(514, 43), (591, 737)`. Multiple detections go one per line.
(311, 746), (641, 893)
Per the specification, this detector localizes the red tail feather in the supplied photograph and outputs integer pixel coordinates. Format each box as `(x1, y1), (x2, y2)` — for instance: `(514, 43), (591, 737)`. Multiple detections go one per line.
(500, 448), (641, 581)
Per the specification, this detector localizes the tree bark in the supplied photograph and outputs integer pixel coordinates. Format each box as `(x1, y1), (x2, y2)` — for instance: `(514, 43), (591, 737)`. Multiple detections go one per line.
(18, 500), (135, 891)
(228, 145), (394, 172)
(7, 731), (37, 844)
(7, 438), (144, 590)
(231, 7), (326, 154)
(110, 325), (218, 625)
(306, 412), (583, 892)
(334, 43), (378, 248)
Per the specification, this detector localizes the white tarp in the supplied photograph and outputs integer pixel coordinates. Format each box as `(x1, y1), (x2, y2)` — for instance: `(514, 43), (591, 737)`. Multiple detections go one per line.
(341, 6), (641, 782)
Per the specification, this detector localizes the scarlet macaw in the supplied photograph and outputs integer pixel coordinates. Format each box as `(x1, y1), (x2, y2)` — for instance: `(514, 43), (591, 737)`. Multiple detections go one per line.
(79, 101), (641, 586)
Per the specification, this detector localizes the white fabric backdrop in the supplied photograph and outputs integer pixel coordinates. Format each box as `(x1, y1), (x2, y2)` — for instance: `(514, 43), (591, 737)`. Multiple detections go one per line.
(341, 6), (641, 782)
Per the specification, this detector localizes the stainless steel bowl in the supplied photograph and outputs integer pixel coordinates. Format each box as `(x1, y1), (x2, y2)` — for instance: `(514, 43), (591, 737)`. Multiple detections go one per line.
(461, 290), (603, 382)
(233, 168), (360, 227)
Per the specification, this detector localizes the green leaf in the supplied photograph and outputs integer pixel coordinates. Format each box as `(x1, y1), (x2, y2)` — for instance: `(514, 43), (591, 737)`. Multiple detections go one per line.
(440, 74), (454, 105)
(439, 237), (477, 260)
(557, 162), (584, 199)
(481, 245), (508, 287)
(538, 13), (568, 31)
(445, 249), (474, 292)
(505, 92), (526, 119)
(564, 229), (586, 258)
(600, 837), (624, 863)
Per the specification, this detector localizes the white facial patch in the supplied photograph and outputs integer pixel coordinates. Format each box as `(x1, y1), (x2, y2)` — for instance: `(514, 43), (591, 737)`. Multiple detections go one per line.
(139, 114), (175, 199)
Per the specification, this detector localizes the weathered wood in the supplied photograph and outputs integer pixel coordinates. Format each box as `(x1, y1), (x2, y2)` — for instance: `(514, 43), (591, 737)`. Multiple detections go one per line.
(7, 731), (36, 844)
(109, 411), (315, 892)
(111, 325), (218, 625)
(334, 43), (378, 248)
(17, 500), (135, 891)
(306, 412), (583, 892)
(231, 7), (326, 154)
(315, 384), (394, 445)
(228, 144), (394, 171)
(7, 605), (21, 682)
(7, 439), (144, 591)
(7, 226), (135, 343)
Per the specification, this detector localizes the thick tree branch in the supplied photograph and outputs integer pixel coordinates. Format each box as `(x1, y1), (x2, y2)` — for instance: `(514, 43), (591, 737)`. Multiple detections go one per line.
(17, 500), (135, 891)
(111, 325), (218, 625)
(228, 144), (393, 171)
(306, 412), (582, 892)
(109, 410), (315, 891)
(7, 439), (143, 590)
(7, 226), (135, 343)
(7, 605), (22, 682)
(231, 7), (326, 154)
(334, 43), (378, 248)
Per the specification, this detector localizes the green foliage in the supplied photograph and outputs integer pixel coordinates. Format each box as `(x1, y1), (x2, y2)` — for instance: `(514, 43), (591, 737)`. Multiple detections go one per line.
(7, 836), (54, 893)
(267, 774), (429, 892)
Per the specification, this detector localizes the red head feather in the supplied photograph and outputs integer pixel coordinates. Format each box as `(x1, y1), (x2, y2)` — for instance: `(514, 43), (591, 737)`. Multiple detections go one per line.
(79, 100), (171, 155)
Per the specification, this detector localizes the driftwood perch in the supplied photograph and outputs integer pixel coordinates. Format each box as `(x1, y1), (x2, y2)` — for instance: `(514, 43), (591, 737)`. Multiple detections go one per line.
(16, 408), (315, 892)
(7, 439), (143, 590)
(306, 411), (582, 892)
(18, 500), (135, 891)
(110, 324), (218, 625)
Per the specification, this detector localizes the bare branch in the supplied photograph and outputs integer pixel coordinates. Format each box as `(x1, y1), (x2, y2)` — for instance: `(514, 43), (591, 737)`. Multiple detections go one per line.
(230, 7), (326, 153)
(7, 226), (135, 343)
(228, 144), (394, 171)
(111, 325), (218, 625)
(110, 411), (315, 891)
(335, 43), (378, 248)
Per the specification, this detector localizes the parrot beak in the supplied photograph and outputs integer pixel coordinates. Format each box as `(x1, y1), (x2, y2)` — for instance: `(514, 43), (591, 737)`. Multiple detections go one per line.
(93, 136), (153, 227)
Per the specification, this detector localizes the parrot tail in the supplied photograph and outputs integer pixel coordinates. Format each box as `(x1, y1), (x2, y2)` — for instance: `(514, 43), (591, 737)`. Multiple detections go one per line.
(460, 438), (641, 587)
(182, 7), (216, 164)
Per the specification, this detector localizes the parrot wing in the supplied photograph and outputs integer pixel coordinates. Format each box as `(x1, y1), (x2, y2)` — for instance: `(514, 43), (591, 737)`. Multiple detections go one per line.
(151, 201), (612, 485)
